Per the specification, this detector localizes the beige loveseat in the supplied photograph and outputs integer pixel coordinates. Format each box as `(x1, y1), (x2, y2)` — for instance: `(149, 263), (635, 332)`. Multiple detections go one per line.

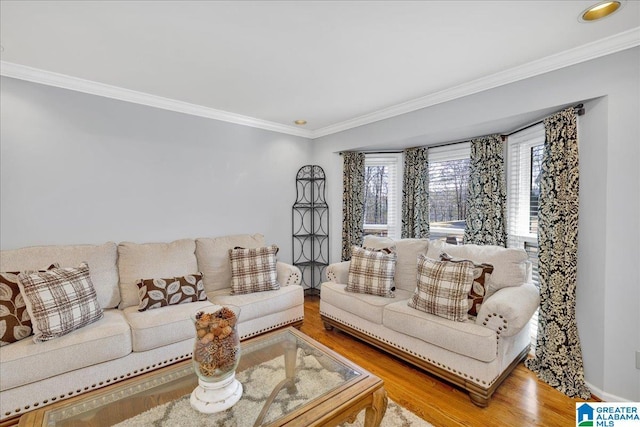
(320, 236), (539, 407)
(0, 233), (303, 421)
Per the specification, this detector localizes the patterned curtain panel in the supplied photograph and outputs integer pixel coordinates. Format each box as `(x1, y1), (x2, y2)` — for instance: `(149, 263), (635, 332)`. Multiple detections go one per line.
(341, 152), (365, 261)
(401, 147), (429, 238)
(463, 134), (507, 246)
(525, 108), (591, 399)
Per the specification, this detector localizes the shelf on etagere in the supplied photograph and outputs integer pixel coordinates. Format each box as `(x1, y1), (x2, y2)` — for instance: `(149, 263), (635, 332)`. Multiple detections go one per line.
(292, 165), (329, 294)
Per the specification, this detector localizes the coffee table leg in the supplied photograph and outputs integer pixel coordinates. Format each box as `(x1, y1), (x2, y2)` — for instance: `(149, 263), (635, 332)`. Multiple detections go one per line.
(364, 387), (388, 427)
(284, 339), (297, 394)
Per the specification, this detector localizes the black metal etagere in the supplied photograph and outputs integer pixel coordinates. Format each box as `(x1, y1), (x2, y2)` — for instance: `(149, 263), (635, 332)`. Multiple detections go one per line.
(292, 165), (329, 295)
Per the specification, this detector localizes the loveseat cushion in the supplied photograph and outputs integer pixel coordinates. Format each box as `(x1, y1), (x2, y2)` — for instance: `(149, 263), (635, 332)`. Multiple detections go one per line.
(321, 281), (412, 325)
(195, 234), (266, 293)
(122, 300), (215, 352)
(118, 239), (198, 309)
(427, 240), (529, 298)
(207, 284), (303, 324)
(383, 301), (497, 363)
(0, 242), (120, 309)
(362, 236), (429, 293)
(0, 309), (131, 391)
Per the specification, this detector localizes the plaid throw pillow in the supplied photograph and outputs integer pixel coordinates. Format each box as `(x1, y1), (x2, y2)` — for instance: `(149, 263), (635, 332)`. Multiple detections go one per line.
(0, 264), (59, 346)
(229, 245), (280, 294)
(346, 246), (397, 298)
(17, 263), (103, 342)
(408, 255), (474, 321)
(440, 253), (494, 317)
(137, 273), (207, 311)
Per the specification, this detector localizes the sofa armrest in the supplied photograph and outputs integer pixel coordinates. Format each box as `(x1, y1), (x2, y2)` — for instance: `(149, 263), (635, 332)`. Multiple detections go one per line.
(276, 262), (302, 286)
(476, 282), (540, 338)
(326, 261), (350, 284)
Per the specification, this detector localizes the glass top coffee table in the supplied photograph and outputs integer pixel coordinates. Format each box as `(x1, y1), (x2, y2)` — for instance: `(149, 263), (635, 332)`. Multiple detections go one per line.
(19, 327), (387, 427)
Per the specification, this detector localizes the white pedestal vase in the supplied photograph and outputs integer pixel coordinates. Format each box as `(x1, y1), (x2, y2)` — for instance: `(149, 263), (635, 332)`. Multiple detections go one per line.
(190, 306), (242, 414)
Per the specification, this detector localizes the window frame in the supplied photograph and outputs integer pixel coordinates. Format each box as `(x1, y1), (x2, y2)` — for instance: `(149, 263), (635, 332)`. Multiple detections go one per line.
(363, 153), (403, 239)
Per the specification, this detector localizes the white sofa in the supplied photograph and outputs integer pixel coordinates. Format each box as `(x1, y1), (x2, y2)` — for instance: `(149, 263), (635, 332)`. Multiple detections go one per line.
(0, 233), (303, 421)
(320, 236), (539, 407)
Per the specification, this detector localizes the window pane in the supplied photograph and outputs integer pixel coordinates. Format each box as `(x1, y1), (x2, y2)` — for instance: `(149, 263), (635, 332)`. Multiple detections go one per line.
(429, 158), (470, 242)
(529, 145), (543, 234)
(363, 165), (389, 226)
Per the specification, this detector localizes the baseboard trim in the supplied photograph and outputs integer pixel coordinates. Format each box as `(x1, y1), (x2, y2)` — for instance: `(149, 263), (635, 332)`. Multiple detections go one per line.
(585, 381), (631, 402)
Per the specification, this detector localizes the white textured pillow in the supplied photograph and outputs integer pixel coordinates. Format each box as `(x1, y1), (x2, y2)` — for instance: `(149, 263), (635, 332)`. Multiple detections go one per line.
(229, 245), (280, 294)
(117, 239), (198, 309)
(17, 263), (103, 342)
(362, 236), (429, 293)
(427, 240), (528, 297)
(408, 255), (474, 322)
(196, 234), (266, 293)
(346, 246), (396, 298)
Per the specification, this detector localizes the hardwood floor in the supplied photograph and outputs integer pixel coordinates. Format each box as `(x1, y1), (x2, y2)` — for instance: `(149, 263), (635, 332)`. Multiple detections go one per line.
(301, 295), (594, 427)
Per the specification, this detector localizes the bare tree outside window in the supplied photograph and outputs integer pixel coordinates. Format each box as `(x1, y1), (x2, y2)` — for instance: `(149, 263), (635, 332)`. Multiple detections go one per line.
(429, 158), (470, 241)
(364, 165), (389, 227)
(529, 145), (544, 234)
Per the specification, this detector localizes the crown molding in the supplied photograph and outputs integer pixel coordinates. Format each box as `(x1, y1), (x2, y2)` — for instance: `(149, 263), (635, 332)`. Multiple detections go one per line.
(0, 61), (314, 139)
(311, 27), (640, 139)
(1, 27), (638, 140)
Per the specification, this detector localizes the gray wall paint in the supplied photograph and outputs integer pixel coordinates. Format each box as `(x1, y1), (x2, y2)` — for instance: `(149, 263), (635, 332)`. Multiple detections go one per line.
(1, 47), (638, 401)
(0, 77), (313, 264)
(312, 47), (640, 401)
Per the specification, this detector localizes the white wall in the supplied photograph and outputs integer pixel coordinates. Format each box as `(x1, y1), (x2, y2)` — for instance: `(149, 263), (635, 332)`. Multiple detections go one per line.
(2, 46), (638, 402)
(0, 77), (313, 264)
(312, 47), (640, 401)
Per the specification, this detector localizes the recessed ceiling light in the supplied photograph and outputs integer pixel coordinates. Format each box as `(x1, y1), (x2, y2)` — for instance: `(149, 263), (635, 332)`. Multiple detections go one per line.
(579, 1), (623, 22)
(294, 120), (307, 126)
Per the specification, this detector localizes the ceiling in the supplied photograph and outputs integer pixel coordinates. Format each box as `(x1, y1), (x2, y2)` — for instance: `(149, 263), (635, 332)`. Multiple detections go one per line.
(1, 1), (639, 138)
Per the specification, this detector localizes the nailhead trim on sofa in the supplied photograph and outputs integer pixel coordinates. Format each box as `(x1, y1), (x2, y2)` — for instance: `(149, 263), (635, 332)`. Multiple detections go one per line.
(321, 311), (499, 387)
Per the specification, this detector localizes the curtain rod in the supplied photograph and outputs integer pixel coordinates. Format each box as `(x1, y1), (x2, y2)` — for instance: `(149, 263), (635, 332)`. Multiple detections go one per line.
(339, 103), (585, 154)
(501, 103), (585, 139)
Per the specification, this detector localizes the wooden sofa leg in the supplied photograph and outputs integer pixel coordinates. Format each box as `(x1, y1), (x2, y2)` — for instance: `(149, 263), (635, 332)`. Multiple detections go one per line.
(469, 392), (489, 408)
(323, 322), (334, 331)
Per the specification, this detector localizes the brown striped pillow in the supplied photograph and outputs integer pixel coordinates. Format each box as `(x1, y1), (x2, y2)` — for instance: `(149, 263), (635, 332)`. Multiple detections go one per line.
(137, 273), (207, 311)
(17, 263), (103, 342)
(408, 255), (474, 321)
(346, 246), (396, 297)
(229, 245), (280, 294)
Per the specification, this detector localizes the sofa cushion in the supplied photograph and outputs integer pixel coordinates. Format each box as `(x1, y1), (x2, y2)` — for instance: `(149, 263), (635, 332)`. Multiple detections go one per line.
(363, 236), (429, 293)
(0, 264), (59, 346)
(118, 239), (198, 309)
(0, 242), (120, 309)
(408, 256), (474, 322)
(440, 253), (494, 317)
(229, 245), (279, 294)
(347, 246), (396, 298)
(383, 301), (497, 363)
(137, 273), (207, 311)
(195, 234), (266, 293)
(208, 284), (303, 324)
(321, 281), (412, 325)
(0, 309), (131, 390)
(18, 263), (104, 342)
(427, 240), (529, 298)
(123, 300), (215, 352)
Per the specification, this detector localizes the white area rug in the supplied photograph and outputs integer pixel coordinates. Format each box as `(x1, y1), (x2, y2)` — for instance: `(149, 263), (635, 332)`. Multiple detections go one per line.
(114, 350), (431, 427)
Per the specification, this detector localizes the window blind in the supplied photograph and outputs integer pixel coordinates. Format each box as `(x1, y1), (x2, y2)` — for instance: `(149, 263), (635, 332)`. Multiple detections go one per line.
(364, 154), (402, 239)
